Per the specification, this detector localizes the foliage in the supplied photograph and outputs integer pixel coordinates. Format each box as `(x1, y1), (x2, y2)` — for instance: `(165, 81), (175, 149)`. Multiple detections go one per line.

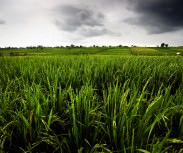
(0, 55), (183, 152)
(0, 47), (183, 56)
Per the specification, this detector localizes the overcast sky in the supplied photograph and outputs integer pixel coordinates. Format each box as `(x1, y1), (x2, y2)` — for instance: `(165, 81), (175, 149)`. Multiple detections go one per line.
(0, 0), (183, 47)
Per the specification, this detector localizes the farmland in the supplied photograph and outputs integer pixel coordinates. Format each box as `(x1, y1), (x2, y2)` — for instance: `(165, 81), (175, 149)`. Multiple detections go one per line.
(0, 46), (183, 56)
(0, 47), (183, 152)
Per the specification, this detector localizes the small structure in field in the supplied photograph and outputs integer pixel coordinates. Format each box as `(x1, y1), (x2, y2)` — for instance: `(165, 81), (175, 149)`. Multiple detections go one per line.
(176, 52), (181, 56)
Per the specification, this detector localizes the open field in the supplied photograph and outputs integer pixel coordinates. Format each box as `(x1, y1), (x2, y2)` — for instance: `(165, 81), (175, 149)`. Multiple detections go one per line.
(0, 46), (183, 56)
(0, 48), (183, 152)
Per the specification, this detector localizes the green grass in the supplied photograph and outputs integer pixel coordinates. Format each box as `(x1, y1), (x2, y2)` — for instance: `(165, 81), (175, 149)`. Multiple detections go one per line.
(130, 47), (183, 56)
(1, 47), (182, 56)
(130, 47), (161, 56)
(0, 47), (131, 56)
(155, 47), (183, 56)
(0, 55), (183, 152)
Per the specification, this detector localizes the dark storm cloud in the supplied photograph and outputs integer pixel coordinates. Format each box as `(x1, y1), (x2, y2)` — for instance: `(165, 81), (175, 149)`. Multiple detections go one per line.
(54, 5), (111, 36)
(126, 0), (183, 34)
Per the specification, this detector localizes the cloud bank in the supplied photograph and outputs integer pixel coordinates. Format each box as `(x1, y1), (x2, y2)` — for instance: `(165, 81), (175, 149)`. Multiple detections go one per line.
(54, 4), (113, 37)
(0, 0), (183, 47)
(126, 0), (183, 34)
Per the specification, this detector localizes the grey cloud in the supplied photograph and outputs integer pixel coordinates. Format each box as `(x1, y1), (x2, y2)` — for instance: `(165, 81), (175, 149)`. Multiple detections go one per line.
(0, 19), (5, 24)
(79, 27), (109, 37)
(0, 0), (9, 8)
(125, 0), (183, 34)
(79, 26), (121, 37)
(54, 5), (109, 36)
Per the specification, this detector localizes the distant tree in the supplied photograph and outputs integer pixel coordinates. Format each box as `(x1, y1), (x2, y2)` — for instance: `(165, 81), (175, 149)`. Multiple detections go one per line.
(165, 44), (168, 48)
(131, 45), (137, 47)
(37, 45), (43, 50)
(70, 44), (75, 48)
(161, 43), (165, 47)
(0, 47), (2, 56)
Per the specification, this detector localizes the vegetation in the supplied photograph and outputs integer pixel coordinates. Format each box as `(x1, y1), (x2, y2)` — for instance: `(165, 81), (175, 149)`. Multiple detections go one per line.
(0, 48), (183, 152)
(0, 46), (183, 56)
(130, 47), (161, 56)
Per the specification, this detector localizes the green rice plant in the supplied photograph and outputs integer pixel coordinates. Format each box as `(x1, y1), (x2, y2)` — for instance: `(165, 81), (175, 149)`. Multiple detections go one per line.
(131, 47), (162, 56)
(0, 55), (183, 152)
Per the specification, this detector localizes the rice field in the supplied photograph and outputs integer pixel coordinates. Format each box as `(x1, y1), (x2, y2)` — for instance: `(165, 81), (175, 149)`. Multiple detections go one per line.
(0, 46), (183, 56)
(0, 48), (183, 152)
(130, 47), (162, 56)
